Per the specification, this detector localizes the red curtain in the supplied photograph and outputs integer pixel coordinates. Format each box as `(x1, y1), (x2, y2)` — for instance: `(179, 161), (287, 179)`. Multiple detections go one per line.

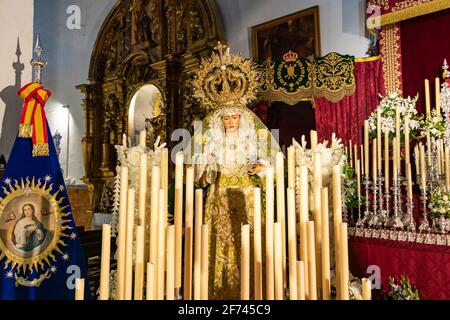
(314, 58), (385, 146)
(401, 8), (450, 115)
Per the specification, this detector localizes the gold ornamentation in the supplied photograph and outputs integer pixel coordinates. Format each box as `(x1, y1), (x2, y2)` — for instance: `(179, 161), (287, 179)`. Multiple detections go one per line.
(368, 0), (449, 28)
(192, 42), (261, 110)
(380, 23), (403, 95)
(15, 270), (51, 287)
(312, 52), (356, 103)
(18, 124), (32, 138)
(32, 143), (49, 157)
(0, 177), (72, 273)
(217, 173), (254, 189)
(355, 55), (382, 63)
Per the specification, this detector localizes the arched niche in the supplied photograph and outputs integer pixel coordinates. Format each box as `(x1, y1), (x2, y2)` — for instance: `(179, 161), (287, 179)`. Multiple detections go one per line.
(128, 84), (165, 146)
(77, 0), (225, 210)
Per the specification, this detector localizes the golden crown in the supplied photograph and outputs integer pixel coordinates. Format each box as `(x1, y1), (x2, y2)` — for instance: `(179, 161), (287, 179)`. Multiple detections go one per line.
(283, 50), (298, 63)
(192, 42), (261, 109)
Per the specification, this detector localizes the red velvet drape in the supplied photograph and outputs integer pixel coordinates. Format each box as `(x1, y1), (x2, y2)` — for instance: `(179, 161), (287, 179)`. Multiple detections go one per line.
(314, 58), (385, 146)
(401, 8), (450, 115)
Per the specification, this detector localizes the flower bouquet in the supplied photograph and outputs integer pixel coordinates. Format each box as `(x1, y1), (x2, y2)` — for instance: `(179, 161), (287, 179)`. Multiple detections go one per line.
(421, 109), (446, 139)
(428, 186), (450, 219)
(368, 92), (423, 141)
(387, 274), (420, 300)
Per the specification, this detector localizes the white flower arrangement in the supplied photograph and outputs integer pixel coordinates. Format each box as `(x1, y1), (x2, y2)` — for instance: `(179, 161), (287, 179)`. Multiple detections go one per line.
(429, 186), (450, 218)
(421, 109), (446, 139)
(368, 92), (423, 141)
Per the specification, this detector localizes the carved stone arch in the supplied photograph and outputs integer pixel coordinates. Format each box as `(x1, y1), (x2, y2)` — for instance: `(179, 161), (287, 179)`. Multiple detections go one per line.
(77, 0), (225, 210)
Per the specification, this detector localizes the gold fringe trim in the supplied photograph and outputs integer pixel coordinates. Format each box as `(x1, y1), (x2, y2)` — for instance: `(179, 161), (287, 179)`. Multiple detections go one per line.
(368, 0), (450, 28)
(355, 55), (381, 63)
(18, 124), (32, 138)
(32, 143), (49, 157)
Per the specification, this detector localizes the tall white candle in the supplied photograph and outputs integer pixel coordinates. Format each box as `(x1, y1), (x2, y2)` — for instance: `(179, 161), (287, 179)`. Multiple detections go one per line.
(194, 189), (203, 300)
(404, 116), (410, 165)
(174, 152), (184, 289)
(287, 188), (297, 300)
(124, 188), (135, 300)
(134, 225), (145, 300)
(117, 166), (128, 300)
(297, 261), (306, 300)
(275, 151), (286, 289)
(313, 152), (322, 294)
(436, 77), (441, 117)
(75, 278), (85, 300)
(287, 146), (295, 189)
(385, 132), (390, 190)
(425, 79), (431, 118)
(395, 104), (401, 175)
(149, 166), (160, 263)
(332, 165), (342, 299)
(184, 167), (194, 300)
(265, 167), (275, 299)
(139, 130), (146, 147)
(166, 225), (175, 300)
(241, 224), (250, 300)
(299, 166), (309, 297)
(200, 224), (209, 300)
(138, 153), (147, 227)
(99, 224), (111, 300)
(157, 189), (166, 300)
(364, 120), (369, 175)
(254, 187), (263, 300)
(377, 108), (382, 170)
(340, 223), (349, 300)
(307, 221), (317, 300)
(362, 278), (372, 300)
(321, 188), (331, 300)
(146, 263), (155, 300)
(310, 130), (318, 150)
(274, 222), (283, 300)
(420, 144), (427, 189)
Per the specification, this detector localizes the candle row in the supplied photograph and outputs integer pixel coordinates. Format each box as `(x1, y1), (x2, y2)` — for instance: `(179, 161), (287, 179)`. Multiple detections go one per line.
(95, 144), (366, 300)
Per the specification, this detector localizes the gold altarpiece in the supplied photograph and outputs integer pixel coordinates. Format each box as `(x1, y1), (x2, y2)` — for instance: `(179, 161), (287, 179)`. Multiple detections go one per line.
(77, 0), (225, 209)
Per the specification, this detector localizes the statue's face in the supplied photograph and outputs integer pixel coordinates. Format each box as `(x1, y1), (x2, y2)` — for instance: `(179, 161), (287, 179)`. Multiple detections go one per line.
(23, 205), (33, 218)
(222, 114), (240, 133)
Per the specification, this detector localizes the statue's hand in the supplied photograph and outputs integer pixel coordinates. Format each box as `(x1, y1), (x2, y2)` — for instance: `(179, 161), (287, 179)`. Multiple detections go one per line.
(248, 164), (264, 175)
(153, 136), (167, 151)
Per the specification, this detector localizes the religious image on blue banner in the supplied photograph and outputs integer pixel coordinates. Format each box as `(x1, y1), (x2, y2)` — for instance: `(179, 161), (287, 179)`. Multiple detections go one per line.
(0, 82), (90, 300)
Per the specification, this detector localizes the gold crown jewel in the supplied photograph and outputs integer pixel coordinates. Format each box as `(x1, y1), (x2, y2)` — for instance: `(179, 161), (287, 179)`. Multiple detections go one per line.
(283, 50), (298, 63)
(192, 42), (261, 110)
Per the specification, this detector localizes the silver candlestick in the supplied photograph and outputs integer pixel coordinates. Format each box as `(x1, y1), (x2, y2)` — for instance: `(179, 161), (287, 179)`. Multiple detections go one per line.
(368, 175), (379, 228)
(418, 186), (431, 232)
(30, 34), (47, 84)
(390, 170), (404, 229)
(360, 174), (371, 226)
(377, 171), (388, 227)
(403, 195), (416, 231)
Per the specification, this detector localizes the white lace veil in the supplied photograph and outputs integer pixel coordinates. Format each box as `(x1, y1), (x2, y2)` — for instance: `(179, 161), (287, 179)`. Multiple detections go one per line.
(185, 105), (281, 168)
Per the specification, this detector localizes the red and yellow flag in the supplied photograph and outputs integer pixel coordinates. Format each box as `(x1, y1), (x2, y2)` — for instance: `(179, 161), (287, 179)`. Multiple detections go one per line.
(17, 82), (52, 157)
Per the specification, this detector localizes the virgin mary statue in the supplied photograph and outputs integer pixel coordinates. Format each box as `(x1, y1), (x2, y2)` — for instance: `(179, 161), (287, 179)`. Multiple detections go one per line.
(186, 43), (281, 299)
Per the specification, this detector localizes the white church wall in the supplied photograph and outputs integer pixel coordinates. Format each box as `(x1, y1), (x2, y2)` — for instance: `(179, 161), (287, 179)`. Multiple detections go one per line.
(34, 0), (115, 180)
(216, 0), (369, 59)
(0, 0), (34, 159)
